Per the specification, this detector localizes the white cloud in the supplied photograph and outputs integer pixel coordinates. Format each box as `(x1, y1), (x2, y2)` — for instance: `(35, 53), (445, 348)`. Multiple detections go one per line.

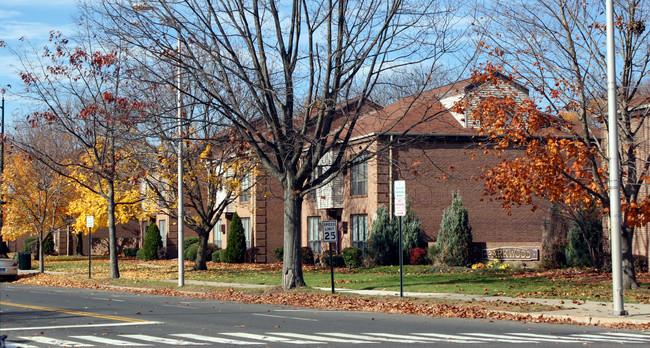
(0, 10), (21, 19)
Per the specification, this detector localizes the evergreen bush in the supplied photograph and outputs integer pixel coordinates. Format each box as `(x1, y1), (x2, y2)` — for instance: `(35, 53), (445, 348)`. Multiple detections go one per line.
(369, 205), (398, 265)
(42, 234), (55, 255)
(211, 248), (224, 262)
(123, 248), (139, 257)
(433, 191), (472, 267)
(565, 205), (603, 268)
(184, 237), (199, 250)
(401, 199), (426, 260)
(223, 212), (246, 263)
(274, 246), (284, 262)
(184, 242), (199, 261)
(323, 254), (345, 267)
(342, 247), (363, 268)
(140, 223), (163, 261)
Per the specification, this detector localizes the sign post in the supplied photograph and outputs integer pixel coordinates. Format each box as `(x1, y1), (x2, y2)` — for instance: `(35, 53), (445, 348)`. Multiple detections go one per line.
(86, 216), (94, 279)
(394, 180), (406, 297)
(322, 220), (338, 294)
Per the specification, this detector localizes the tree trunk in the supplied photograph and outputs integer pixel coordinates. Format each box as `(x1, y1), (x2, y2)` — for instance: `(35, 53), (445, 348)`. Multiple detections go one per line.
(282, 185), (306, 289)
(621, 225), (639, 290)
(195, 230), (209, 270)
(38, 230), (44, 273)
(76, 232), (84, 256)
(107, 181), (119, 279)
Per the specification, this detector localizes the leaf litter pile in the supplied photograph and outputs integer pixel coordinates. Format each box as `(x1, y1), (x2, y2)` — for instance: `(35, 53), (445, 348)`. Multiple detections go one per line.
(13, 260), (650, 331)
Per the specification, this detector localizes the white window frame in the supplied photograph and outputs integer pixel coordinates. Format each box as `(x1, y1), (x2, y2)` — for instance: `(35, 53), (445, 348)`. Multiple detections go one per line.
(158, 219), (168, 248)
(241, 217), (251, 249)
(351, 214), (368, 250)
(350, 156), (368, 196)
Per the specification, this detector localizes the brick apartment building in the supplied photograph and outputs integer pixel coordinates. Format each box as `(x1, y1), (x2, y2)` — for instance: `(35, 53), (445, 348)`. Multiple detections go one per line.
(207, 75), (549, 264)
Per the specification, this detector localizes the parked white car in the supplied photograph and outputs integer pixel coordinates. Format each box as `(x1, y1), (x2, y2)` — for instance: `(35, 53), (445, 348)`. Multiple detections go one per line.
(0, 258), (18, 281)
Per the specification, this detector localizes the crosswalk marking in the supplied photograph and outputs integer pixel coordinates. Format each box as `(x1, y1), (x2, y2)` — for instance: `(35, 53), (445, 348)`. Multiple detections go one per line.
(120, 334), (209, 345)
(366, 332), (450, 342)
(16, 336), (92, 347)
(506, 332), (590, 343)
(221, 332), (327, 344)
(271, 332), (371, 344)
(69, 335), (151, 346)
(7, 330), (650, 346)
(317, 332), (432, 343)
(411, 333), (487, 343)
(570, 334), (649, 343)
(170, 333), (264, 345)
(460, 333), (548, 343)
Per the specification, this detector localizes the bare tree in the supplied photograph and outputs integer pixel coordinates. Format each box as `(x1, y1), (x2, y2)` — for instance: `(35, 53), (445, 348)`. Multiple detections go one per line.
(8, 23), (152, 278)
(472, 0), (650, 289)
(92, 0), (471, 288)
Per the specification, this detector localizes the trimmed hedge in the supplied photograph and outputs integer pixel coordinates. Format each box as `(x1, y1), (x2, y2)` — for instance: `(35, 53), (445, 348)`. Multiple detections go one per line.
(342, 247), (363, 268)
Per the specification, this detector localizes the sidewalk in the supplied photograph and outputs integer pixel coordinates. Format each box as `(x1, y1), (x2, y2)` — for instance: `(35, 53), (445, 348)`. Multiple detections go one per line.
(17, 270), (650, 326)
(316, 287), (650, 326)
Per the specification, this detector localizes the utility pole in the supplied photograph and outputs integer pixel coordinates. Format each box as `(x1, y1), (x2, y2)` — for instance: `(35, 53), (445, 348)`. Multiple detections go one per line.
(606, 0), (627, 316)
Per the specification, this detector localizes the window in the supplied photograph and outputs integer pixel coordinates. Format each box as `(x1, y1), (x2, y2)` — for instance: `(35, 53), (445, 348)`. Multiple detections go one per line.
(158, 219), (168, 248)
(350, 157), (367, 195)
(351, 214), (368, 251)
(241, 217), (251, 249)
(307, 216), (322, 253)
(240, 174), (250, 202)
(213, 219), (222, 249)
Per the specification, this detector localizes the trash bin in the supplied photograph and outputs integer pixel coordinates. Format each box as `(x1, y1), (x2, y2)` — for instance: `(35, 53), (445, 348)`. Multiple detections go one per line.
(18, 252), (31, 270)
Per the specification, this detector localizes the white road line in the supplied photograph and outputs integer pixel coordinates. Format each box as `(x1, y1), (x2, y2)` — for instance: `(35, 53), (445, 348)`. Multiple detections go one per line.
(271, 332), (370, 344)
(0, 321), (161, 332)
(569, 334), (648, 343)
(252, 313), (318, 321)
(120, 334), (209, 345)
(90, 297), (124, 302)
(504, 333), (587, 343)
(171, 333), (264, 345)
(16, 336), (92, 347)
(4, 341), (40, 348)
(221, 332), (327, 344)
(599, 332), (650, 340)
(457, 333), (540, 343)
(69, 335), (152, 346)
(409, 333), (485, 343)
(161, 304), (202, 309)
(365, 333), (451, 342)
(317, 333), (430, 343)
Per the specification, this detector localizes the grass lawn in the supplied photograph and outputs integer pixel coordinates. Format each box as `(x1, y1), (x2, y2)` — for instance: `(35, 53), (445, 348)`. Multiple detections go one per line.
(24, 256), (650, 304)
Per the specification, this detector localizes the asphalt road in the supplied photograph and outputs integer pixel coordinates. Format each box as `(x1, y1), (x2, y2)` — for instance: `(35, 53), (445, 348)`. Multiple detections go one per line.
(1, 283), (648, 347)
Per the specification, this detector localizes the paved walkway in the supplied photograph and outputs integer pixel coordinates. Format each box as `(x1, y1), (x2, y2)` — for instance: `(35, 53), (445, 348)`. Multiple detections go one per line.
(16, 270), (650, 326)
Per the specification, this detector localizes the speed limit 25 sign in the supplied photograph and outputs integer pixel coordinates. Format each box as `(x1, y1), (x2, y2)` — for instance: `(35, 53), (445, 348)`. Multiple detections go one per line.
(321, 220), (337, 243)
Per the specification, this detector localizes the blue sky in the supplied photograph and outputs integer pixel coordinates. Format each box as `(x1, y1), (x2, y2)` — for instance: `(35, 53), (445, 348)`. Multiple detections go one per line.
(1, 0), (78, 125)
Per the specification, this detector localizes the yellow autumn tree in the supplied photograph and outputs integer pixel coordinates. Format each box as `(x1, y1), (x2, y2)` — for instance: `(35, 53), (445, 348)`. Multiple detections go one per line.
(1, 150), (72, 273)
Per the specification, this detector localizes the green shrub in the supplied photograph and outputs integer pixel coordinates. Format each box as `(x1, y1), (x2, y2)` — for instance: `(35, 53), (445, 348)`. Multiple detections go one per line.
(136, 249), (144, 260)
(274, 247), (284, 262)
(223, 212), (246, 263)
(401, 199), (426, 260)
(342, 247), (363, 268)
(24, 237), (37, 253)
(301, 247), (314, 265)
(141, 223), (163, 261)
(634, 254), (649, 273)
(565, 205), (603, 268)
(184, 242), (199, 261)
(541, 203), (569, 268)
(369, 205), (398, 265)
(123, 248), (139, 257)
(211, 249), (225, 262)
(42, 234), (55, 255)
(184, 237), (200, 249)
(323, 254), (345, 267)
(432, 191), (472, 267)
